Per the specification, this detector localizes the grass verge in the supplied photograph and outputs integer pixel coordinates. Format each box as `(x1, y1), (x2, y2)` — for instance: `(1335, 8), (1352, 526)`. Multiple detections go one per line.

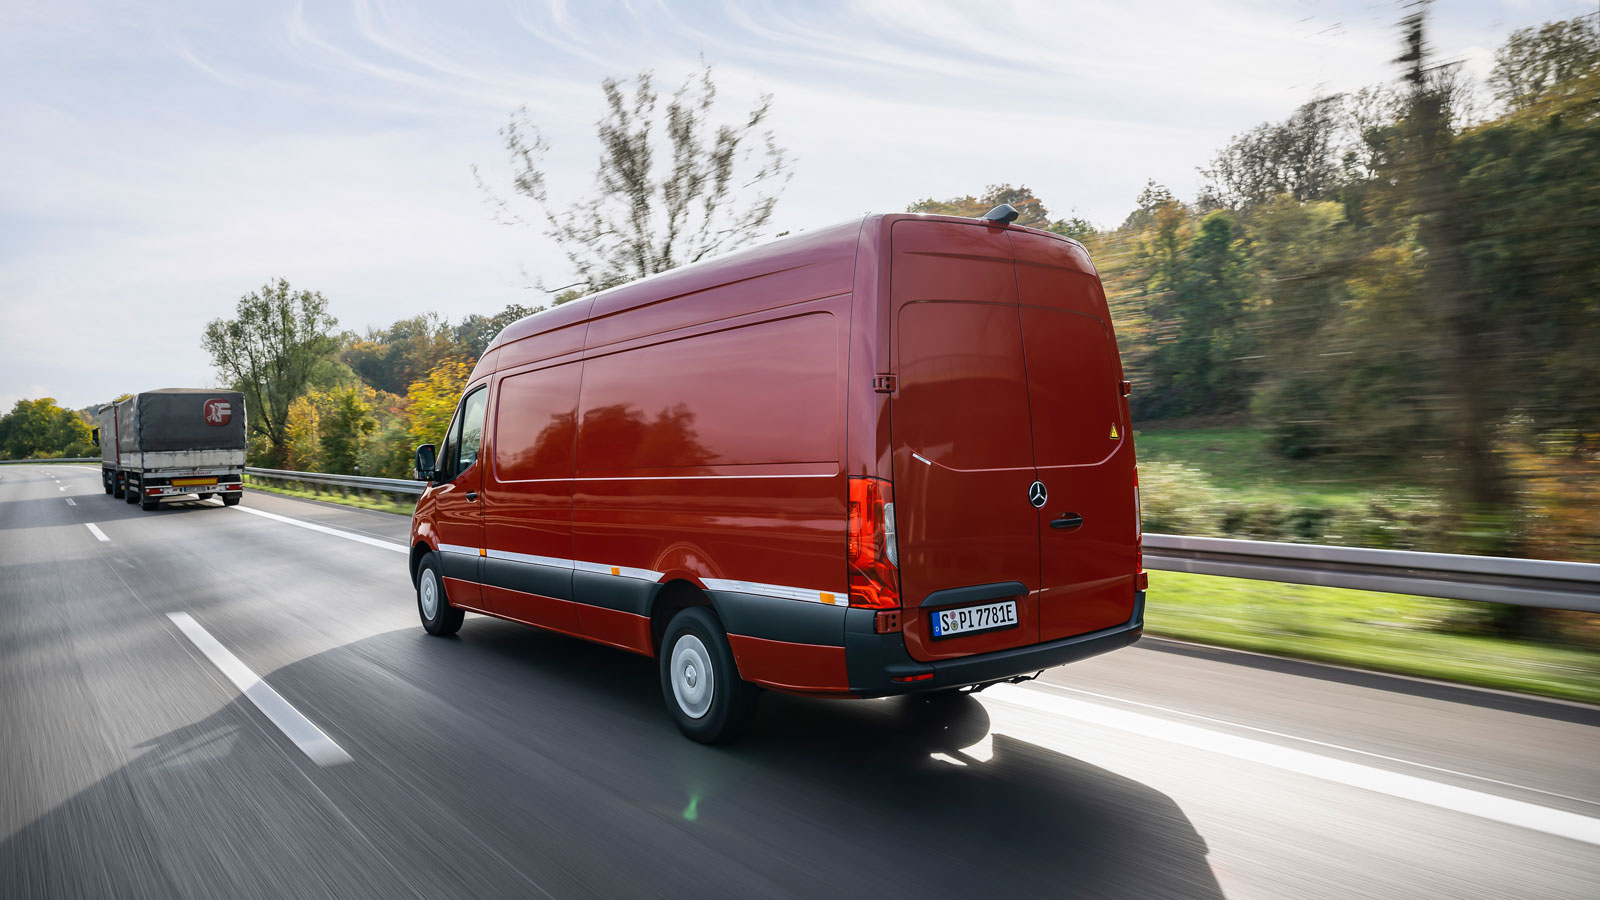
(1147, 569), (1600, 706)
(243, 476), (417, 516)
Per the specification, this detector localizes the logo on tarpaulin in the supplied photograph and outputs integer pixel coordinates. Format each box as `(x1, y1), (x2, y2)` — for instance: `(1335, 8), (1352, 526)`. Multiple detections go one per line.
(203, 399), (232, 426)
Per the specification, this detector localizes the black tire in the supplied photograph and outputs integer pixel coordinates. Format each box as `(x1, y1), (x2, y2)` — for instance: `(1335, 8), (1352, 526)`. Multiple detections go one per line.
(222, 493), (241, 507)
(140, 493), (159, 511)
(103, 473), (113, 495)
(416, 553), (464, 636)
(659, 607), (759, 743)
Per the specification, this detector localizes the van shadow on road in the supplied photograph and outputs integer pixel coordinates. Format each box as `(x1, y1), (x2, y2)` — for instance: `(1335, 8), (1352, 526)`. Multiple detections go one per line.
(2, 615), (1225, 899)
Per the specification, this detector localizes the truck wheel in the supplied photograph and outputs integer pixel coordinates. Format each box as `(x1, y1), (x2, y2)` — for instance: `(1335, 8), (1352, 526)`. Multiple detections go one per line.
(222, 494), (240, 507)
(103, 473), (113, 495)
(416, 553), (464, 636)
(660, 607), (759, 743)
(140, 493), (159, 511)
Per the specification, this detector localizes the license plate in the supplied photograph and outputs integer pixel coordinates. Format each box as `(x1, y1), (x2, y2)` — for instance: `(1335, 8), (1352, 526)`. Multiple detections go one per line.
(181, 486), (209, 493)
(931, 600), (1018, 639)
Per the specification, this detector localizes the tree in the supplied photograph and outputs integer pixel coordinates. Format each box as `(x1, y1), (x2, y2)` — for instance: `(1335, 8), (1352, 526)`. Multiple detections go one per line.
(201, 279), (339, 467)
(1200, 95), (1349, 209)
(320, 388), (378, 474)
(452, 303), (541, 358)
(341, 313), (456, 396)
(0, 398), (93, 459)
(1489, 16), (1600, 111)
(406, 358), (474, 448)
(481, 62), (792, 293)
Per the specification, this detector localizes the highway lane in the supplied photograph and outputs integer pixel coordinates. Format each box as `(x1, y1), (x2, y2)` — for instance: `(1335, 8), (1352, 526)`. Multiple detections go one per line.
(2, 463), (1597, 899)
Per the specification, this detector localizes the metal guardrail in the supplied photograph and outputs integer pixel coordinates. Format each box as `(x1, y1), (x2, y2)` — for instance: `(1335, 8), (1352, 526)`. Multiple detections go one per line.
(0, 457), (97, 464)
(236, 466), (1600, 612)
(244, 466), (425, 496)
(1143, 533), (1600, 613)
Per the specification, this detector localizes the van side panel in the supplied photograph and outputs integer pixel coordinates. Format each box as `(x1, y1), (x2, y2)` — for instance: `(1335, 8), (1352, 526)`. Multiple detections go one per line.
(571, 302), (850, 662)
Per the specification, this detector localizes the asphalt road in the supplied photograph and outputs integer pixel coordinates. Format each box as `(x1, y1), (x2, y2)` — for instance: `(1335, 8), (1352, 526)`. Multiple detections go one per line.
(2, 463), (1597, 899)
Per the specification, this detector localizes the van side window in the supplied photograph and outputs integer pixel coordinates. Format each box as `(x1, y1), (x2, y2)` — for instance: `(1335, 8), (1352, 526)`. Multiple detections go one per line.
(457, 386), (489, 472)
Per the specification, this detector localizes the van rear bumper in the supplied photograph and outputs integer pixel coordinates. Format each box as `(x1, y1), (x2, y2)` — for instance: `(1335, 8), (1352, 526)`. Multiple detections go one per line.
(844, 592), (1144, 697)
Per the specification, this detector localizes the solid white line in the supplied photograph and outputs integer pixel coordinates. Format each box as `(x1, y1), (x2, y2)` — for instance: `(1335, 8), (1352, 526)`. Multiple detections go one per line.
(64, 498), (76, 507)
(166, 612), (351, 766)
(84, 523), (109, 542)
(990, 684), (1600, 846)
(232, 505), (407, 555)
(1032, 681), (1600, 809)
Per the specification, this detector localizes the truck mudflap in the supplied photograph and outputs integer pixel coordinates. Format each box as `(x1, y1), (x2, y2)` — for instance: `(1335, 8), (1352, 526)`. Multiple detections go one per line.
(844, 592), (1144, 697)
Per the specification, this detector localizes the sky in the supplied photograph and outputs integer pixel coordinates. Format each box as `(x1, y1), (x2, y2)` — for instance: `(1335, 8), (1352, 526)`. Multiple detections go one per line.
(2, 0), (1595, 413)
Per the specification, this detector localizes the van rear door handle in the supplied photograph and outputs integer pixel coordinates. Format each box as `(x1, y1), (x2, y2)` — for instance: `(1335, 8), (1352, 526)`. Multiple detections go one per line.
(465, 492), (479, 501)
(1050, 513), (1084, 531)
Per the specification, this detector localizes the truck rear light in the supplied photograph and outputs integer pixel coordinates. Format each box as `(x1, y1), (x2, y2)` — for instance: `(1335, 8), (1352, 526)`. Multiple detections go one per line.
(847, 476), (900, 609)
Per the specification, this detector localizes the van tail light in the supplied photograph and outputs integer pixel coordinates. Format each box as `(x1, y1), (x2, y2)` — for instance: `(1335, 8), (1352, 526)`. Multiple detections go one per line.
(847, 476), (900, 609)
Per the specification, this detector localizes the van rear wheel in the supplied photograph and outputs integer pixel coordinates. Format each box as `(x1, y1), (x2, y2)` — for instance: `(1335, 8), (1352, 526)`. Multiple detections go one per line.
(416, 553), (464, 636)
(660, 607), (759, 743)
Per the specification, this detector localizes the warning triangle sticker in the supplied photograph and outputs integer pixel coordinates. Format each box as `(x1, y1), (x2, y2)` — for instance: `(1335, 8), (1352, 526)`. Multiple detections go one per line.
(1109, 423), (1120, 439)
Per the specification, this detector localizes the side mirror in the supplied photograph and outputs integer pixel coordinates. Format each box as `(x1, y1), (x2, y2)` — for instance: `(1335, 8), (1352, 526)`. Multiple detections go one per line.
(414, 443), (437, 482)
(92, 428), (100, 448)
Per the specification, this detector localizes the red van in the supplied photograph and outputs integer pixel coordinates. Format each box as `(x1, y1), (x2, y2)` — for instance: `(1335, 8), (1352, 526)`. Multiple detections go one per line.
(408, 207), (1145, 741)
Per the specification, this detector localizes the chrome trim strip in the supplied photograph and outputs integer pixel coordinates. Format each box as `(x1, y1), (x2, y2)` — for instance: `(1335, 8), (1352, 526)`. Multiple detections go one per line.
(484, 548), (574, 570)
(702, 577), (848, 606)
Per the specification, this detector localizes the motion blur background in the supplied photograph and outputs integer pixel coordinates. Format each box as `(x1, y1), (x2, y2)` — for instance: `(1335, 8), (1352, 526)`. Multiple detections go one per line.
(2, 1), (1598, 699)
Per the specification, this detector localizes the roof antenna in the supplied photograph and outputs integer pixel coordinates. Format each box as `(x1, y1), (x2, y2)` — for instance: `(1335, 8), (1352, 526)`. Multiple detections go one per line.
(982, 203), (1020, 225)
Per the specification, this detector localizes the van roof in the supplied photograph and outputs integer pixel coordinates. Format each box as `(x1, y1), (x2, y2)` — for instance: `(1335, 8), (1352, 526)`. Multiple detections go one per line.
(487, 213), (1088, 352)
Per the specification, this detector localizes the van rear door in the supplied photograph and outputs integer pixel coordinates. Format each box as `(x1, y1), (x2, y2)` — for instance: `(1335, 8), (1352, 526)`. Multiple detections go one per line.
(1011, 231), (1139, 641)
(889, 221), (1041, 662)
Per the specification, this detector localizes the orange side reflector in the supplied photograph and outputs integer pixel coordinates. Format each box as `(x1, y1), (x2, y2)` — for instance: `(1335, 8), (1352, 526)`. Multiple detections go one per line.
(610, 566), (620, 576)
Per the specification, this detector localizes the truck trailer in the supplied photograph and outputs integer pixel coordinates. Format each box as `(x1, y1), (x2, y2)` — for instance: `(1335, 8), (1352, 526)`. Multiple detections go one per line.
(96, 389), (247, 511)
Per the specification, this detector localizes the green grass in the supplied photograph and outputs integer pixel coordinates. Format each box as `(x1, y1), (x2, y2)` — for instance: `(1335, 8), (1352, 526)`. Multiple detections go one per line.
(1134, 426), (1428, 509)
(243, 476), (417, 516)
(1147, 570), (1600, 705)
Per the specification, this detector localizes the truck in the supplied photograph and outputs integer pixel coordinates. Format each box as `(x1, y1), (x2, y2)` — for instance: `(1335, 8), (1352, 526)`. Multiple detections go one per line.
(95, 389), (248, 511)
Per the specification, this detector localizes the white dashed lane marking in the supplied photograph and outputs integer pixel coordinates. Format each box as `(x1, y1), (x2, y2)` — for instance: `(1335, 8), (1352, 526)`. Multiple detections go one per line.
(166, 612), (352, 767)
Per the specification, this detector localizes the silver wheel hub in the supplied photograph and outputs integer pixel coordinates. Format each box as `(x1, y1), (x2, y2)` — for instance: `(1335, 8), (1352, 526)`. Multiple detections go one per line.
(670, 634), (715, 719)
(420, 569), (440, 620)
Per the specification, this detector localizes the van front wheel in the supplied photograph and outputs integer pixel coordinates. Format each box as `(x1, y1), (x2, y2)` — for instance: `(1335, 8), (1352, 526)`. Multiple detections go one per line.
(660, 607), (758, 743)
